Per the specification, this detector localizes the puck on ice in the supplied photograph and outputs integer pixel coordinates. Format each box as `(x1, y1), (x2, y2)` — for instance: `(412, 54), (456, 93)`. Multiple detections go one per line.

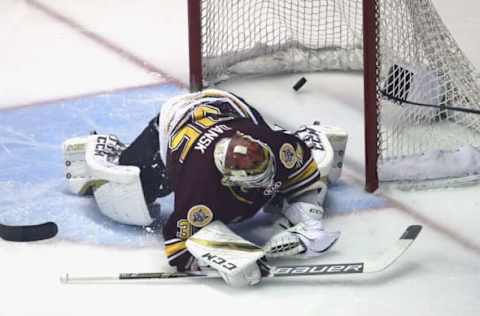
(293, 77), (307, 91)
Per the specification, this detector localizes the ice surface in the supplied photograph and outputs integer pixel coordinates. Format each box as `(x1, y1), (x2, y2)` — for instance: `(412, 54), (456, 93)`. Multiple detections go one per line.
(0, 83), (387, 247)
(0, 84), (182, 247)
(0, 1), (479, 316)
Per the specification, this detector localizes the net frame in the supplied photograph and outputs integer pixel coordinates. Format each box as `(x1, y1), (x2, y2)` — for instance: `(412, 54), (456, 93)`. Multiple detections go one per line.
(187, 0), (480, 192)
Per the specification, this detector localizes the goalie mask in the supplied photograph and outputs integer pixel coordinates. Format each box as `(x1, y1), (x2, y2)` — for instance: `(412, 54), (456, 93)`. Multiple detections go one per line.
(214, 132), (275, 188)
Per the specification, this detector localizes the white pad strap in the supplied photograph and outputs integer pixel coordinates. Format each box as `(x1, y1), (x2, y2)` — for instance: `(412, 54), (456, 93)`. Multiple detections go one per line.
(186, 221), (264, 287)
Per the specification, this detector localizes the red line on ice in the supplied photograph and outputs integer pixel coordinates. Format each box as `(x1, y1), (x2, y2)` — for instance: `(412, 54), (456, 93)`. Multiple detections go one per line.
(25, 0), (187, 88)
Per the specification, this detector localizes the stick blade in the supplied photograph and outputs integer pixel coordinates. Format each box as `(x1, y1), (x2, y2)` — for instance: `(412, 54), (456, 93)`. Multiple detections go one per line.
(0, 222), (58, 242)
(400, 225), (423, 240)
(364, 224), (422, 273)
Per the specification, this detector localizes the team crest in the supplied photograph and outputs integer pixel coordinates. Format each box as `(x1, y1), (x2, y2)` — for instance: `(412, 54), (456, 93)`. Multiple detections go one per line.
(187, 205), (213, 228)
(279, 143), (298, 169)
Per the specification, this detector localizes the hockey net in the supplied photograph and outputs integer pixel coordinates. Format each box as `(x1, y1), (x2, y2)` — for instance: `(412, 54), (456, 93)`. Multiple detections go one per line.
(188, 0), (480, 191)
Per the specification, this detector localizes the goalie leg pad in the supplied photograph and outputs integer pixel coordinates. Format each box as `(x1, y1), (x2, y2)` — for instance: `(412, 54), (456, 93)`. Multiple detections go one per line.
(186, 221), (265, 287)
(93, 179), (154, 226)
(86, 140), (155, 226)
(294, 123), (348, 184)
(63, 134), (127, 194)
(63, 136), (93, 195)
(318, 125), (348, 183)
(64, 134), (156, 226)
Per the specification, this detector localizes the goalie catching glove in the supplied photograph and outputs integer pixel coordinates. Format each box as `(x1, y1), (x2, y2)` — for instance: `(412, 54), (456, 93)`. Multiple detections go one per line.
(264, 202), (340, 258)
(264, 217), (340, 258)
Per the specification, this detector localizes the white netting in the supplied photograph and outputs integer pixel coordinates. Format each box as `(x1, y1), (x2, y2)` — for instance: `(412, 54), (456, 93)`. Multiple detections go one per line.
(197, 0), (480, 188)
(376, 0), (480, 186)
(201, 0), (364, 84)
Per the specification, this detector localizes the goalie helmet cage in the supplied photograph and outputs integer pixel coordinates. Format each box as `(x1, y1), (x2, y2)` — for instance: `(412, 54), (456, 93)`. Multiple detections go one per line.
(188, 0), (480, 192)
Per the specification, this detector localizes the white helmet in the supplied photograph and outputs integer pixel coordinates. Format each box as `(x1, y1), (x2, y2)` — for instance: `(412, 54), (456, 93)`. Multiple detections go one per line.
(214, 132), (275, 188)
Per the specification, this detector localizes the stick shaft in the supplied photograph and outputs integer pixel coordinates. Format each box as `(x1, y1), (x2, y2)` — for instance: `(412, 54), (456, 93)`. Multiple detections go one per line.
(61, 225), (422, 284)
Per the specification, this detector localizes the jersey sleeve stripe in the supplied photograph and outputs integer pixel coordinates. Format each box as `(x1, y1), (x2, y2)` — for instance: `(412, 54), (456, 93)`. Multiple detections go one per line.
(164, 238), (182, 245)
(288, 156), (314, 179)
(165, 240), (187, 257)
(281, 169), (321, 195)
(281, 158), (319, 190)
(167, 248), (189, 263)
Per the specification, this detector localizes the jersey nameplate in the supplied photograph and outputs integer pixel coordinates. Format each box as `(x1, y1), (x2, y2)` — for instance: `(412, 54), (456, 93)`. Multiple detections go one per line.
(194, 124), (232, 154)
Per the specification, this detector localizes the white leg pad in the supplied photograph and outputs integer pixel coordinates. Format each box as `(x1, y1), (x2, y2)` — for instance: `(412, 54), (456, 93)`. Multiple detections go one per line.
(186, 221), (264, 287)
(316, 125), (348, 183)
(64, 134), (154, 226)
(63, 136), (92, 195)
(93, 179), (154, 226)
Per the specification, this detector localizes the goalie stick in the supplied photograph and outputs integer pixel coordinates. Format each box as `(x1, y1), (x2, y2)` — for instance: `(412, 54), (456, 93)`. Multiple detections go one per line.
(0, 222), (58, 242)
(61, 225), (422, 283)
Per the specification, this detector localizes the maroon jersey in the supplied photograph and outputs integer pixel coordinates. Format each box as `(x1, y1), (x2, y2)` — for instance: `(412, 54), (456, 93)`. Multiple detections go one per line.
(162, 97), (322, 270)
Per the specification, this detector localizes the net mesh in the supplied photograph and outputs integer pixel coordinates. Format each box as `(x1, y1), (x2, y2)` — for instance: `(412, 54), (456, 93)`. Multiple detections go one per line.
(201, 0), (364, 83)
(376, 0), (480, 187)
(198, 0), (480, 188)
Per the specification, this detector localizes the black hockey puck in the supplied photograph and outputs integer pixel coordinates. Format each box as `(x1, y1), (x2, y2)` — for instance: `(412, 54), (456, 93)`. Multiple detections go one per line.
(293, 77), (307, 91)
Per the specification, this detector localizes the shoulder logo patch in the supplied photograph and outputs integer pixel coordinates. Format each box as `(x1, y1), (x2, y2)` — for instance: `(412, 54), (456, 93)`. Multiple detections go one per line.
(279, 143), (297, 169)
(187, 205), (213, 228)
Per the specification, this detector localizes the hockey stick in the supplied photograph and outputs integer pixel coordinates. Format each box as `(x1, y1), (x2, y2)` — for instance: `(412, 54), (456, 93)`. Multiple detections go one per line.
(61, 225), (422, 283)
(0, 222), (58, 242)
(381, 90), (480, 115)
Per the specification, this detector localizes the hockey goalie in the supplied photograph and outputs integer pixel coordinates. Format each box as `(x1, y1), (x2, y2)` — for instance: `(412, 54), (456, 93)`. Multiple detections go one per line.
(62, 88), (348, 287)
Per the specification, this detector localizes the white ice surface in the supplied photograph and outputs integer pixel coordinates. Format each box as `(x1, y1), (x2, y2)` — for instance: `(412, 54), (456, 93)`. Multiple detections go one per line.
(0, 1), (479, 316)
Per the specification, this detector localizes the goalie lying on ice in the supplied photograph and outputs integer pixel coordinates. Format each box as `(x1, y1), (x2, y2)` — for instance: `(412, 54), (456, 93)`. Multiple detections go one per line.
(62, 88), (348, 286)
